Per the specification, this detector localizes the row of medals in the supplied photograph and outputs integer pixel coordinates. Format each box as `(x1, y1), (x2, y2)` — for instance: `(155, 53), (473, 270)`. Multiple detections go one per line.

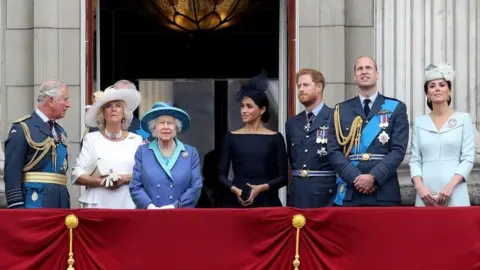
(305, 121), (328, 157)
(304, 113), (391, 160)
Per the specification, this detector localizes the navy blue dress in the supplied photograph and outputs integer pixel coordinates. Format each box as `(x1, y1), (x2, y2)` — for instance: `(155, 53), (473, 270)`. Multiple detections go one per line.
(218, 132), (288, 208)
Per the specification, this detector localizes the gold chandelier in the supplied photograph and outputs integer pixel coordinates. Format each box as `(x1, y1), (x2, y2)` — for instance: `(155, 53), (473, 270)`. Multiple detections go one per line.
(150, 0), (249, 32)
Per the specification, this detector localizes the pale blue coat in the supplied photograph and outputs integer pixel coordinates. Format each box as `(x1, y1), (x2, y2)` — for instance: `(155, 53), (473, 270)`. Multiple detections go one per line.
(129, 139), (203, 209)
(409, 112), (476, 206)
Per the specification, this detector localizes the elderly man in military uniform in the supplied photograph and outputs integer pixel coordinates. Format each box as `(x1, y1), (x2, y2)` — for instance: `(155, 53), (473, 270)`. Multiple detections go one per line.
(285, 68), (337, 208)
(4, 80), (71, 209)
(328, 56), (409, 206)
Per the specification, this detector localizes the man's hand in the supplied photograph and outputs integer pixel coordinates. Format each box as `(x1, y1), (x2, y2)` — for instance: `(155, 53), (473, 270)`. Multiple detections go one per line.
(354, 174), (376, 194)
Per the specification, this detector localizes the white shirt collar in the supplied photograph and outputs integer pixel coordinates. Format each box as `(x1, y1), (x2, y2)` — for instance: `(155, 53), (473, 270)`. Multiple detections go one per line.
(35, 108), (51, 123)
(359, 91), (378, 107)
(306, 102), (324, 116)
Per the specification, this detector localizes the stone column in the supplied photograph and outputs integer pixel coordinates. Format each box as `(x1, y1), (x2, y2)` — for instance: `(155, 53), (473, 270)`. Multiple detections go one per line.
(298, 0), (347, 106)
(137, 80), (174, 115)
(33, 0), (82, 208)
(374, 0), (480, 204)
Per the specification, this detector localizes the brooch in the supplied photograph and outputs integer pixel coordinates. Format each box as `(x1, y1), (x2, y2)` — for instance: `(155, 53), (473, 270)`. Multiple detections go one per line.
(182, 151), (189, 158)
(448, 118), (457, 128)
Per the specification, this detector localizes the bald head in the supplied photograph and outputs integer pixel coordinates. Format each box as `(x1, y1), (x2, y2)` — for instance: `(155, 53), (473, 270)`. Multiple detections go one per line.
(113, 79), (137, 90)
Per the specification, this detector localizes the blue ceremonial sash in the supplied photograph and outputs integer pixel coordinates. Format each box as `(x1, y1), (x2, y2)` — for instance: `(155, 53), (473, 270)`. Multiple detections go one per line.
(334, 99), (399, 205)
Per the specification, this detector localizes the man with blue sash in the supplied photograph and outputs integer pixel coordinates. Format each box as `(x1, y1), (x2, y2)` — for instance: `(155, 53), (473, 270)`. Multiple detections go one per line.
(4, 80), (72, 209)
(328, 56), (409, 206)
(286, 68), (337, 208)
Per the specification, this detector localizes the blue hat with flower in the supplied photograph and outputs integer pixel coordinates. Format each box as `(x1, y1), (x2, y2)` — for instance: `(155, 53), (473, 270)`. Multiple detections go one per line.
(140, 102), (191, 134)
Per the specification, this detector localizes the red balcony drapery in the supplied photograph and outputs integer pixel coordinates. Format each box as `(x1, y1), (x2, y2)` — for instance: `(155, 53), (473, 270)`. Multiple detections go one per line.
(0, 207), (478, 270)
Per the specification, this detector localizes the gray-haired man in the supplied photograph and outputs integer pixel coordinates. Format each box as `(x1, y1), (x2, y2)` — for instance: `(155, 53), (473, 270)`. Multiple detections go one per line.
(4, 80), (71, 208)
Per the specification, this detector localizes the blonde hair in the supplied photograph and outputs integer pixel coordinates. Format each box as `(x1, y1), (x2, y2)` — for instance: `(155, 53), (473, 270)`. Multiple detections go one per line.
(95, 100), (133, 131)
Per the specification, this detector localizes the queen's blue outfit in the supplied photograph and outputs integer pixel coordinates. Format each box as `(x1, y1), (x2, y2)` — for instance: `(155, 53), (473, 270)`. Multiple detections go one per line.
(129, 102), (203, 209)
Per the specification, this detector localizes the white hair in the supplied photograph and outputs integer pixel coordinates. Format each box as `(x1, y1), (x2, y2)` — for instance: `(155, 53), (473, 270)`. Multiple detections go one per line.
(95, 100), (133, 131)
(148, 116), (183, 138)
(113, 79), (137, 90)
(36, 80), (67, 103)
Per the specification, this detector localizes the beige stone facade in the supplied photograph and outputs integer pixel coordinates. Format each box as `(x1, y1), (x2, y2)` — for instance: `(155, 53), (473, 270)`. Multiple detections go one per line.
(0, 0), (479, 207)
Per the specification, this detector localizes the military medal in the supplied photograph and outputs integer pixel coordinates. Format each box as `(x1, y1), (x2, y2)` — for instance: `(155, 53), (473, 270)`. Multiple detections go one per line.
(378, 131), (390, 145)
(31, 191), (38, 202)
(304, 122), (311, 132)
(317, 147), (327, 157)
(379, 114), (390, 128)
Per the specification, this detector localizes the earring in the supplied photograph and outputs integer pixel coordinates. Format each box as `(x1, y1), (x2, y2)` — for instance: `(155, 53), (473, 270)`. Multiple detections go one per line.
(121, 118), (125, 123)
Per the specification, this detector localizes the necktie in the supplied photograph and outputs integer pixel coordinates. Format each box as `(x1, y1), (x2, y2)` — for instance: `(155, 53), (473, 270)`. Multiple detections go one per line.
(47, 120), (55, 130)
(364, 99), (371, 117)
(307, 112), (315, 123)
(305, 112), (315, 131)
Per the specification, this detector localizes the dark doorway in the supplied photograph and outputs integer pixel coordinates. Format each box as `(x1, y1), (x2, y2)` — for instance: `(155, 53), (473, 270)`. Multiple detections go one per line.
(95, 0), (280, 207)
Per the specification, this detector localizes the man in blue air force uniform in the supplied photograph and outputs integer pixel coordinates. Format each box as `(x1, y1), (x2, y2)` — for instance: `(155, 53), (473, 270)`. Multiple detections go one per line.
(328, 56), (409, 206)
(286, 68), (337, 208)
(4, 80), (72, 209)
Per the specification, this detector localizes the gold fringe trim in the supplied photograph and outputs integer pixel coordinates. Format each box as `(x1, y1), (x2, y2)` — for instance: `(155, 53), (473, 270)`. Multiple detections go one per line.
(65, 214), (79, 270)
(292, 214), (306, 270)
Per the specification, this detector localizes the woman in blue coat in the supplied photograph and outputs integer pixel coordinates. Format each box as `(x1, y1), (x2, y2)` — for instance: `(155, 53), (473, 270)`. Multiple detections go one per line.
(129, 102), (203, 209)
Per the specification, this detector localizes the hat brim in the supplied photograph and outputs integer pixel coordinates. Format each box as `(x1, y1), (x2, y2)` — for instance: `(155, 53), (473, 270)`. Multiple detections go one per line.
(140, 107), (191, 134)
(85, 90), (141, 127)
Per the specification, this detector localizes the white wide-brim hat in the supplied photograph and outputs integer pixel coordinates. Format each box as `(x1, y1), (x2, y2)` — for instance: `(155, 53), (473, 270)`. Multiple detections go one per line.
(85, 87), (141, 127)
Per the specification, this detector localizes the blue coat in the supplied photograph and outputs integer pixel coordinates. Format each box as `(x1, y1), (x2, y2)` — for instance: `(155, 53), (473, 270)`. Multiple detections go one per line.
(129, 139), (203, 209)
(327, 94), (409, 206)
(4, 112), (70, 209)
(285, 104), (337, 208)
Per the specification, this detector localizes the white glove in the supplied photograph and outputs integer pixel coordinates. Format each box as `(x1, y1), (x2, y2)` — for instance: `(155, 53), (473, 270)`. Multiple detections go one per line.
(100, 172), (121, 188)
(158, 204), (175, 209)
(147, 203), (158, 209)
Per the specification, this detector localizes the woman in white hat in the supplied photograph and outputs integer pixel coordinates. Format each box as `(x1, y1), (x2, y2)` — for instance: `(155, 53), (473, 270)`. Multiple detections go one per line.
(409, 62), (475, 207)
(72, 87), (143, 209)
(129, 102), (202, 209)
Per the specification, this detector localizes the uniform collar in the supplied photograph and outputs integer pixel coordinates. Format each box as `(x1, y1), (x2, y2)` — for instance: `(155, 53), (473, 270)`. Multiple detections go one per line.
(306, 102), (324, 116)
(358, 91), (378, 105)
(35, 108), (53, 123)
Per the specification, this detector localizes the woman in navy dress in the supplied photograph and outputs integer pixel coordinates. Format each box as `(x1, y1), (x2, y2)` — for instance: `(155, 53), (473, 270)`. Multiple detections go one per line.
(218, 71), (288, 208)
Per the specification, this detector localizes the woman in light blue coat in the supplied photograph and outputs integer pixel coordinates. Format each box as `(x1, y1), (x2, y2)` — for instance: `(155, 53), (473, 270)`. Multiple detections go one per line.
(409, 63), (476, 207)
(129, 102), (202, 209)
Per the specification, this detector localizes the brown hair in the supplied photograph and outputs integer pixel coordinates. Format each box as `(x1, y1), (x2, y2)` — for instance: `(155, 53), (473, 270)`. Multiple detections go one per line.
(295, 68), (325, 88)
(423, 80), (452, 110)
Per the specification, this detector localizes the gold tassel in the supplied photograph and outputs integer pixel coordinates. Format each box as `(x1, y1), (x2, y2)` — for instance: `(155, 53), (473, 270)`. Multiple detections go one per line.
(65, 214), (79, 270)
(292, 214), (306, 270)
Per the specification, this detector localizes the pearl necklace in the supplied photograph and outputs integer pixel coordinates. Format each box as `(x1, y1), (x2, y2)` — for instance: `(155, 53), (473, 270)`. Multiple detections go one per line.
(105, 129), (123, 140)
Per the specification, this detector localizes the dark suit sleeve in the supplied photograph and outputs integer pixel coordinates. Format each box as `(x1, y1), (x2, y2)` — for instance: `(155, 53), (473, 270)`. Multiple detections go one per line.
(327, 105), (362, 186)
(218, 133), (233, 188)
(266, 133), (288, 190)
(4, 124), (27, 208)
(369, 102), (409, 186)
(285, 121), (292, 164)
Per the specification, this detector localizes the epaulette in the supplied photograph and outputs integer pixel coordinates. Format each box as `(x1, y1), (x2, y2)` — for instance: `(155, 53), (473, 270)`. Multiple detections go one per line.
(12, 114), (31, 123)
